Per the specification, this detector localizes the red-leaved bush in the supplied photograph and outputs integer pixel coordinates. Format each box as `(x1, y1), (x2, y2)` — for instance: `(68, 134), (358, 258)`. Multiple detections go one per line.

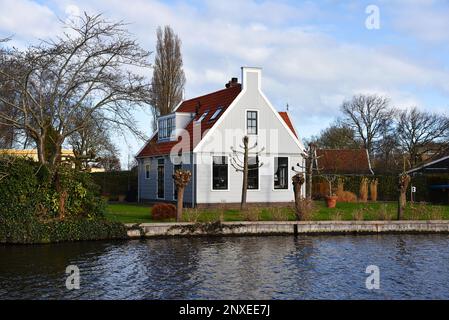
(151, 203), (177, 220)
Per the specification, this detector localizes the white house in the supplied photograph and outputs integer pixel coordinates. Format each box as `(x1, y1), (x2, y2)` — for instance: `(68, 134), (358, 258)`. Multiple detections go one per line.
(136, 67), (306, 207)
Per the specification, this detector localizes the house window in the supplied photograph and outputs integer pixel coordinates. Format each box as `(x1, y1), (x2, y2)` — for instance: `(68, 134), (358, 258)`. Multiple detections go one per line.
(173, 164), (182, 200)
(212, 156), (228, 190)
(157, 158), (164, 198)
(247, 111), (258, 135)
(209, 108), (222, 121)
(196, 111), (209, 123)
(158, 117), (175, 139)
(145, 163), (151, 179)
(274, 157), (288, 189)
(248, 157), (259, 189)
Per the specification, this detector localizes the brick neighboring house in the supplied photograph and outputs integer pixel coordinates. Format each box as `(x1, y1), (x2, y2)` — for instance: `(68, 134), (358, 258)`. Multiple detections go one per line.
(136, 67), (305, 207)
(312, 149), (374, 198)
(315, 149), (374, 176)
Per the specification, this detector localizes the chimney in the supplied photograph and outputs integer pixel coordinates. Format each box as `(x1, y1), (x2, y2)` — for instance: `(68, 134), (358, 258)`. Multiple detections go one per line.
(225, 77), (239, 88)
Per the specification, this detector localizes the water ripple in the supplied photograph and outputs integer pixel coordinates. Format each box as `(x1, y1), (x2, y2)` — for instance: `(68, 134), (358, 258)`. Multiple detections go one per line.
(1, 234), (449, 299)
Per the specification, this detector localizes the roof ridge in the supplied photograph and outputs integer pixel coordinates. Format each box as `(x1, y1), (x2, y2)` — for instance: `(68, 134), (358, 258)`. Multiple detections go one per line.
(181, 84), (241, 104)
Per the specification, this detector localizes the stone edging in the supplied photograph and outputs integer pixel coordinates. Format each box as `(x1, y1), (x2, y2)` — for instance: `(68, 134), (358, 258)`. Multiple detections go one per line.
(126, 220), (449, 238)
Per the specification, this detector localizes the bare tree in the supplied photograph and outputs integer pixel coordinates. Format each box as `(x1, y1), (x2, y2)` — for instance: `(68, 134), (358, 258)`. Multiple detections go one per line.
(150, 25), (185, 128)
(66, 111), (119, 171)
(309, 123), (361, 149)
(230, 136), (264, 210)
(0, 40), (19, 149)
(0, 13), (151, 168)
(396, 107), (449, 166)
(340, 94), (394, 156)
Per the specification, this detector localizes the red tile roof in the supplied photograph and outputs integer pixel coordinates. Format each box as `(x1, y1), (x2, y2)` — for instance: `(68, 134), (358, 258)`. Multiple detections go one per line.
(278, 112), (298, 138)
(137, 85), (300, 158)
(316, 149), (373, 175)
(137, 84), (242, 158)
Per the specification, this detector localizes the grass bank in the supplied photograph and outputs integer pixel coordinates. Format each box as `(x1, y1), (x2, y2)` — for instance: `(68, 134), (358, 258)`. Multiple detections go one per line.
(105, 201), (449, 224)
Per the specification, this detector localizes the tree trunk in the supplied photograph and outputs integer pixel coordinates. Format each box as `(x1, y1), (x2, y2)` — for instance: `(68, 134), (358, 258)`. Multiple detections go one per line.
(306, 160), (312, 200)
(292, 173), (305, 221)
(176, 187), (184, 222)
(241, 136), (249, 210)
(397, 174), (410, 220)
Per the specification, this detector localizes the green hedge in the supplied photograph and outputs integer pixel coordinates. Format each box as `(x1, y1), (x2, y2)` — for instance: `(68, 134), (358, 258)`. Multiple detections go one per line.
(313, 174), (445, 202)
(0, 156), (127, 244)
(0, 217), (127, 244)
(91, 170), (137, 201)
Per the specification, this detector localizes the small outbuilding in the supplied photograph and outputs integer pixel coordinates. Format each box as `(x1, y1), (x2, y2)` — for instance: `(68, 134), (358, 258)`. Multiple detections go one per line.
(407, 155), (449, 204)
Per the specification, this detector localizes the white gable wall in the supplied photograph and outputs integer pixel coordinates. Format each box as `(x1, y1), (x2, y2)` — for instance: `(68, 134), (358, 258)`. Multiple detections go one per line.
(194, 67), (305, 204)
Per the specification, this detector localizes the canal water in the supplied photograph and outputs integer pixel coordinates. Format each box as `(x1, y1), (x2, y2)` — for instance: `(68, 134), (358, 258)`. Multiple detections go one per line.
(1, 234), (449, 299)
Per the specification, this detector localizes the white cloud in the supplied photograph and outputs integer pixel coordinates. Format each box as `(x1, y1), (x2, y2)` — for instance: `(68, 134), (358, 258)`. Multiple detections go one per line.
(2, 0), (449, 164)
(0, 0), (58, 39)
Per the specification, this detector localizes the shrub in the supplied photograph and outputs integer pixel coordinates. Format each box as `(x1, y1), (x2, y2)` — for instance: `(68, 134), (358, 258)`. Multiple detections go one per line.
(337, 190), (358, 202)
(151, 203), (176, 220)
(0, 217), (127, 244)
(370, 179), (378, 202)
(243, 207), (260, 221)
(352, 208), (365, 221)
(359, 177), (369, 203)
(0, 156), (105, 221)
(330, 210), (343, 221)
(427, 206), (443, 220)
(183, 208), (201, 222)
(270, 207), (288, 221)
(299, 199), (315, 221)
(377, 204), (391, 221)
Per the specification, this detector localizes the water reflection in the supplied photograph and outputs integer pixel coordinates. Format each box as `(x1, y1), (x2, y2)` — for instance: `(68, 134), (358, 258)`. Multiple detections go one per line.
(1, 234), (449, 300)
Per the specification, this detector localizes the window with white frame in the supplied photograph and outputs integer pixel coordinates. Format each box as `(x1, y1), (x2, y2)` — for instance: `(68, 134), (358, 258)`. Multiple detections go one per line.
(212, 156), (228, 190)
(247, 111), (258, 135)
(248, 156), (259, 189)
(158, 117), (175, 140)
(274, 157), (288, 189)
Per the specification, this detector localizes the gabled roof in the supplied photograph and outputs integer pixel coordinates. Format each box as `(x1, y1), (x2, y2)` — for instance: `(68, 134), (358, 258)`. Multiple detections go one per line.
(316, 149), (374, 175)
(278, 112), (298, 138)
(407, 155), (449, 174)
(137, 84), (242, 158)
(137, 83), (301, 158)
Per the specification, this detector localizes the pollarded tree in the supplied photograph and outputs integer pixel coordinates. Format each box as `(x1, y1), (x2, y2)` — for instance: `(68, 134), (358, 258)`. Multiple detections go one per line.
(230, 136), (264, 210)
(173, 169), (191, 222)
(0, 13), (151, 168)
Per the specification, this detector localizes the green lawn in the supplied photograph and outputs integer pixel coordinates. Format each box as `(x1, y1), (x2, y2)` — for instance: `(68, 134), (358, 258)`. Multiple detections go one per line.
(105, 201), (449, 224)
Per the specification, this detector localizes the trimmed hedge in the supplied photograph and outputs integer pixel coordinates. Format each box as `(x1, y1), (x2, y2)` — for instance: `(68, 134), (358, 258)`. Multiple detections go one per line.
(152, 203), (176, 220)
(0, 156), (127, 244)
(0, 217), (127, 244)
(313, 174), (448, 202)
(91, 170), (138, 201)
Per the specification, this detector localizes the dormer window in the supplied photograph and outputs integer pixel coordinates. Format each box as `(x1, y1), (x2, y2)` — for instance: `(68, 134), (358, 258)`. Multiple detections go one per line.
(158, 116), (175, 140)
(209, 108), (222, 121)
(196, 110), (209, 123)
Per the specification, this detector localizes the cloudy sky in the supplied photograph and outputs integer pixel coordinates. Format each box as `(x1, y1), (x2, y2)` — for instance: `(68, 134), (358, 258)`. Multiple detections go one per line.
(1, 0), (449, 168)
